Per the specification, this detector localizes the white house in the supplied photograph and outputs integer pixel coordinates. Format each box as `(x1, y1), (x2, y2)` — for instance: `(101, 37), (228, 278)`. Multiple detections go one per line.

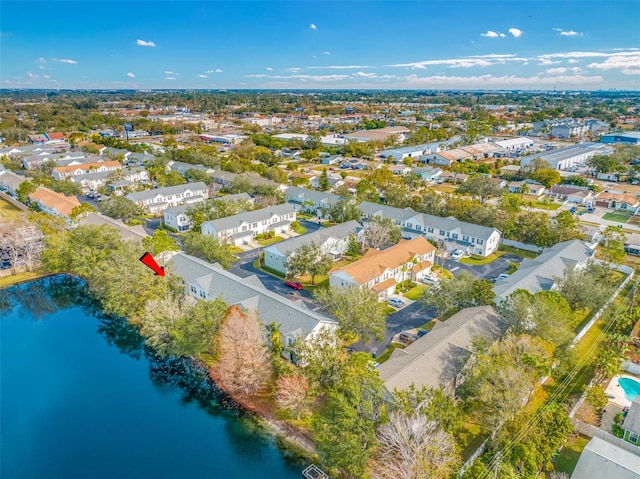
(201, 203), (296, 246)
(359, 201), (502, 257)
(492, 137), (534, 151)
(126, 182), (208, 214)
(329, 237), (436, 299)
(263, 220), (362, 275)
(0, 171), (26, 196)
(170, 252), (338, 358)
(285, 186), (343, 217)
(163, 204), (193, 232)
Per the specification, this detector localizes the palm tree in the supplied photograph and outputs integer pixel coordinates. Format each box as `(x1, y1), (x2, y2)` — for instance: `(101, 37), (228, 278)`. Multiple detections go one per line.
(520, 181), (530, 197)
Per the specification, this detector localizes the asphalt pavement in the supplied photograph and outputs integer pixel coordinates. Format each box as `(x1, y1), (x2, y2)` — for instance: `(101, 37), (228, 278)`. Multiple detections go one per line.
(443, 253), (524, 280)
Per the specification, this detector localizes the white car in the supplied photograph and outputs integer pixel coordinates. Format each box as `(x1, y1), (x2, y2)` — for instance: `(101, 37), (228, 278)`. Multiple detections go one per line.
(421, 275), (440, 285)
(450, 250), (465, 261)
(388, 298), (406, 309)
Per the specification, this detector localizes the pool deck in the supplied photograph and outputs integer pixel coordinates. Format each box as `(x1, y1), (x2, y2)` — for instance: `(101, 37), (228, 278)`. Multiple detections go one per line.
(605, 374), (640, 408)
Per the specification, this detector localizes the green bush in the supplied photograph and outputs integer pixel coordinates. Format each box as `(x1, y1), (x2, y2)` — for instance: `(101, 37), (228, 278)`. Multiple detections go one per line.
(126, 219), (142, 226)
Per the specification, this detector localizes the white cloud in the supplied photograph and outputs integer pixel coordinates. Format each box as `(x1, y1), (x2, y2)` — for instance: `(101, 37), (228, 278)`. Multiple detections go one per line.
(538, 58), (561, 66)
(508, 28), (523, 38)
(352, 71), (377, 78)
(287, 67), (302, 72)
(198, 74), (208, 78)
(246, 73), (350, 82)
(164, 70), (174, 74)
(546, 67), (583, 75)
(568, 59), (579, 64)
(481, 31), (505, 38)
(309, 23), (317, 30)
(43, 74), (51, 79)
(588, 52), (640, 75)
(323, 51), (331, 56)
(205, 70), (215, 73)
(58, 58), (77, 64)
(165, 77), (176, 80)
(127, 72), (136, 78)
(266, 67), (273, 71)
(245, 74), (269, 78)
(553, 28), (582, 37)
(215, 68), (223, 73)
(401, 73), (604, 88)
(27, 72), (38, 78)
(137, 39), (156, 47)
(307, 65), (373, 70)
(389, 54), (528, 70)
(38, 65), (45, 70)
(37, 57), (46, 63)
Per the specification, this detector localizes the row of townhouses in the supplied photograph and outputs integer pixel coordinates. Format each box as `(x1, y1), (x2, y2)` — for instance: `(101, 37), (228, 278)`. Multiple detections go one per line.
(126, 182), (208, 214)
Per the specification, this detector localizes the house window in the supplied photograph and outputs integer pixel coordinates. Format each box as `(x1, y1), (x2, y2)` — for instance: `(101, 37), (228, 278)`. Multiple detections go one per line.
(477, 239), (483, 245)
(428, 227), (434, 233)
(452, 233), (458, 239)
(631, 432), (639, 444)
(439, 230), (445, 236)
(406, 223), (412, 229)
(463, 236), (469, 242)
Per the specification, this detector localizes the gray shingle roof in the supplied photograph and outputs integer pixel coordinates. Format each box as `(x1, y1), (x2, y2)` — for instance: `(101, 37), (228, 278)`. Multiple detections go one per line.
(285, 186), (343, 205)
(202, 203), (295, 232)
(126, 182), (207, 202)
(570, 437), (640, 479)
(493, 239), (594, 302)
(623, 397), (640, 435)
(170, 253), (337, 339)
(359, 201), (500, 240)
(263, 220), (361, 257)
(378, 306), (509, 392)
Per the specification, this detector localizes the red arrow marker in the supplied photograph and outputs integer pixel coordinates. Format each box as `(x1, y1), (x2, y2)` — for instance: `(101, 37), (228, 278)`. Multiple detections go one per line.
(139, 252), (165, 276)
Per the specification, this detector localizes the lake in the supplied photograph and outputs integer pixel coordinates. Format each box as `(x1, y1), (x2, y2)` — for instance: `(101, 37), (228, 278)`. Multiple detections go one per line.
(0, 276), (302, 479)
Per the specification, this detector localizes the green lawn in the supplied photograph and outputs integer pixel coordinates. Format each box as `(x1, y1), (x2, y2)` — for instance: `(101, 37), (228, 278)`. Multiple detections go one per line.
(533, 200), (562, 210)
(0, 197), (24, 220)
(257, 235), (285, 246)
(459, 251), (505, 265)
(602, 210), (633, 223)
(499, 244), (541, 259)
(554, 434), (590, 476)
(0, 271), (43, 288)
(376, 344), (401, 364)
(290, 225), (308, 235)
(404, 284), (427, 300)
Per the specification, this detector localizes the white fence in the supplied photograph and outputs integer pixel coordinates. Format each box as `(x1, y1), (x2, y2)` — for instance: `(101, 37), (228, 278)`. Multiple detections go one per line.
(571, 418), (640, 455)
(501, 239), (543, 253)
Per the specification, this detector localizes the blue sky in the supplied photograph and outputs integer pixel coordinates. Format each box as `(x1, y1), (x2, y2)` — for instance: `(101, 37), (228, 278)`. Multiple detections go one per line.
(1, 1), (639, 90)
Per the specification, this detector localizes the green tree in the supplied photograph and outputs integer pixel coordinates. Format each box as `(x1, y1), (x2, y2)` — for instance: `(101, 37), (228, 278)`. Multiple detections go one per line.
(600, 226), (626, 264)
(529, 168), (561, 188)
(327, 198), (361, 223)
(16, 180), (38, 203)
(69, 202), (96, 221)
(289, 328), (345, 391)
(285, 242), (333, 284)
(185, 168), (211, 183)
(182, 232), (237, 269)
(457, 175), (503, 205)
(100, 196), (144, 220)
(345, 233), (360, 259)
(313, 353), (387, 478)
(142, 229), (179, 260)
(421, 270), (496, 318)
(315, 285), (388, 342)
(318, 168), (330, 191)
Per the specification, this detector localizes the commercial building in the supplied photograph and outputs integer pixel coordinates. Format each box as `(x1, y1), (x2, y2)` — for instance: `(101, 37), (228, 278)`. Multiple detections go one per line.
(601, 132), (640, 146)
(520, 143), (608, 170)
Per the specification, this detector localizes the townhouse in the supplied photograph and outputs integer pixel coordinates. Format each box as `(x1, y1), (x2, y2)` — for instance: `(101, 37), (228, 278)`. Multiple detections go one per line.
(52, 160), (122, 180)
(359, 201), (502, 257)
(163, 192), (253, 232)
(378, 306), (509, 395)
(28, 186), (81, 222)
(126, 182), (208, 214)
(201, 203), (296, 246)
(167, 160), (214, 177)
(170, 252), (338, 358)
(329, 237), (436, 299)
(493, 239), (594, 304)
(263, 220), (363, 276)
(285, 186), (343, 217)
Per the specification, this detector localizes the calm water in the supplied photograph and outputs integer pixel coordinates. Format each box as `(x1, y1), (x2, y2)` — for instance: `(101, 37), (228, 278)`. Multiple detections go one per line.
(0, 276), (301, 479)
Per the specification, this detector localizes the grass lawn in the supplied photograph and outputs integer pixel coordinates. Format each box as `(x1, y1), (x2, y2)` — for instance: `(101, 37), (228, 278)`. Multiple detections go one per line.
(459, 421), (489, 461)
(290, 225), (307, 235)
(0, 197), (24, 220)
(404, 284), (427, 300)
(257, 235), (285, 246)
(602, 210), (633, 223)
(533, 200), (562, 210)
(429, 184), (458, 194)
(0, 271), (43, 288)
(499, 244), (541, 259)
(553, 434), (590, 476)
(460, 251), (505, 265)
(253, 260), (286, 278)
(228, 246), (244, 254)
(376, 344), (401, 364)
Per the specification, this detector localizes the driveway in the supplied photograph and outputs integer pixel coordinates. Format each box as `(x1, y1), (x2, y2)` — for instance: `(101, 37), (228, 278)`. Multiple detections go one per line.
(443, 253), (524, 280)
(350, 301), (438, 357)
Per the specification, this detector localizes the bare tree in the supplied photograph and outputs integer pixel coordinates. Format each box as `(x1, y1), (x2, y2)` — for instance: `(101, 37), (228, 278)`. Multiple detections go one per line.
(363, 217), (402, 249)
(0, 218), (43, 273)
(373, 411), (459, 479)
(275, 374), (309, 419)
(214, 305), (272, 398)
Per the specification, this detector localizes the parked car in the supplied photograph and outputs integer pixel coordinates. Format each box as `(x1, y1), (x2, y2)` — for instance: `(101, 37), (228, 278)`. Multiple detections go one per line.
(450, 250), (465, 261)
(285, 280), (303, 290)
(417, 329), (429, 338)
(388, 297), (406, 309)
(398, 332), (417, 345)
(421, 275), (440, 285)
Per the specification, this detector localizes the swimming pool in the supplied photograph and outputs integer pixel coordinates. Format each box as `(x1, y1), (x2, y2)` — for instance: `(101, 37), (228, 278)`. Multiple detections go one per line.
(619, 377), (640, 402)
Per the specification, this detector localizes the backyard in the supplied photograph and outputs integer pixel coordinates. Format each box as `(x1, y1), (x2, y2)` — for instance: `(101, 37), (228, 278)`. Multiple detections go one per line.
(0, 196), (24, 220)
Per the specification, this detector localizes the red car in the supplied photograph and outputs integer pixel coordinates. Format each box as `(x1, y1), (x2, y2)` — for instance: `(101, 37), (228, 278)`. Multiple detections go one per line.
(285, 280), (303, 290)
